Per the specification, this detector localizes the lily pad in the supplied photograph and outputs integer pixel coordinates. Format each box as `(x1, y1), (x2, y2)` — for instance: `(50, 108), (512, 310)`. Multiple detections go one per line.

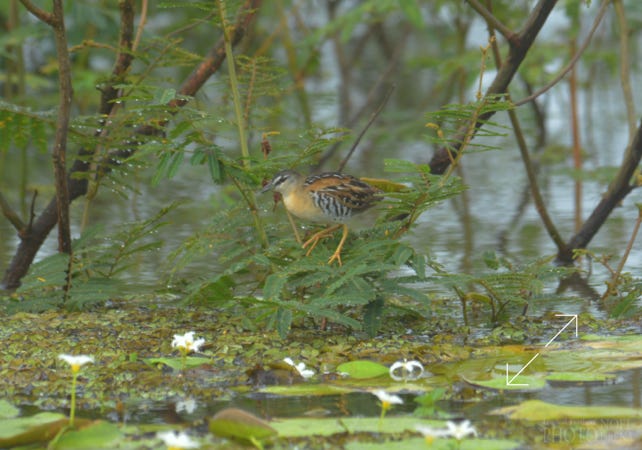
(53, 421), (123, 449)
(580, 334), (642, 351)
(0, 400), (20, 419)
(0, 412), (69, 447)
(260, 384), (353, 396)
(545, 372), (617, 386)
(272, 417), (443, 437)
(143, 356), (211, 370)
(463, 375), (546, 391)
(273, 417), (520, 449)
(336, 360), (389, 379)
(345, 437), (520, 450)
(490, 400), (642, 421)
(209, 408), (277, 444)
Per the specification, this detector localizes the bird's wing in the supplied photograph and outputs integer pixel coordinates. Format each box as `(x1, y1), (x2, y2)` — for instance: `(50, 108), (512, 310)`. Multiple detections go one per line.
(306, 173), (381, 213)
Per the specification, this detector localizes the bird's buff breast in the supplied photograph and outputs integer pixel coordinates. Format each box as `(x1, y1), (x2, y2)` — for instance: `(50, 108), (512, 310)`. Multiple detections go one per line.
(283, 192), (334, 223)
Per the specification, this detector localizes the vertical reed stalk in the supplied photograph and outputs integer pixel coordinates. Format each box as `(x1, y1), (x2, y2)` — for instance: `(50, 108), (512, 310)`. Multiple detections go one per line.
(613, 0), (636, 140)
(569, 39), (582, 233)
(602, 205), (642, 302)
(217, 0), (268, 247)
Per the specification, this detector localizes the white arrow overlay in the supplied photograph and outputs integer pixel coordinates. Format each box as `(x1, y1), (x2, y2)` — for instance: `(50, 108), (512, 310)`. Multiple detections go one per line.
(505, 314), (578, 386)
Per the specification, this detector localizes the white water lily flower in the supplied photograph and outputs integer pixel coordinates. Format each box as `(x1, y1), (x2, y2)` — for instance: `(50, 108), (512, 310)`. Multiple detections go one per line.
(157, 430), (199, 449)
(283, 357), (315, 379)
(175, 397), (198, 414)
(415, 424), (453, 439)
(389, 359), (424, 381)
(372, 389), (403, 409)
(171, 332), (205, 353)
(446, 419), (477, 440)
(58, 354), (94, 373)
(415, 420), (477, 441)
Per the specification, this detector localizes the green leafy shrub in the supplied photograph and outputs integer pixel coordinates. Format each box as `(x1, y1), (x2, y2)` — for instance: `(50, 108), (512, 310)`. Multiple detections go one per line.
(169, 159), (465, 337)
(6, 205), (174, 312)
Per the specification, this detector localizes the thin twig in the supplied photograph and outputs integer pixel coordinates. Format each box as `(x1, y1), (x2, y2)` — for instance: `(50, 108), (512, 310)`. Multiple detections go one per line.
(28, 190), (37, 230)
(615, 208), (642, 277)
(167, 0), (261, 109)
(484, 0), (567, 255)
(465, 0), (515, 42)
(0, 192), (26, 231)
(132, 0), (148, 53)
(218, 0), (268, 248)
(430, 0), (558, 174)
(82, 0), (136, 234)
(337, 84), (395, 173)
(243, 58), (257, 125)
(19, 0), (54, 25)
(511, 95), (568, 254)
(513, 0), (609, 107)
(613, 0), (636, 141)
(99, 0), (135, 116)
(316, 25), (410, 170)
(569, 39), (582, 233)
(601, 205), (642, 302)
(441, 40), (494, 182)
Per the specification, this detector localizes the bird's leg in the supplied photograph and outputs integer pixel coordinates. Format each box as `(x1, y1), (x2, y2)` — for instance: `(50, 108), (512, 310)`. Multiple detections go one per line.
(327, 224), (349, 266)
(285, 209), (302, 244)
(302, 224), (341, 256)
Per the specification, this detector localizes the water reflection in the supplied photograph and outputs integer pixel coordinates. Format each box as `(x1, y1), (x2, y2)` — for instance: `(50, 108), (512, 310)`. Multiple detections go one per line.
(85, 366), (642, 426)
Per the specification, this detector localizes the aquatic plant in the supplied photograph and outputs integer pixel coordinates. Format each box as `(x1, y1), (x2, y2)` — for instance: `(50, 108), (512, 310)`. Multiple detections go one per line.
(58, 354), (94, 428)
(389, 359), (424, 382)
(172, 332), (205, 371)
(415, 419), (477, 447)
(157, 430), (199, 450)
(372, 389), (403, 429)
(283, 357), (315, 379)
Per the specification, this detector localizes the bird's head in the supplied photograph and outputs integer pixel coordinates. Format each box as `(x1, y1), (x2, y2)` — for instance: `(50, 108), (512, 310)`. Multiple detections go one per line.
(260, 170), (303, 195)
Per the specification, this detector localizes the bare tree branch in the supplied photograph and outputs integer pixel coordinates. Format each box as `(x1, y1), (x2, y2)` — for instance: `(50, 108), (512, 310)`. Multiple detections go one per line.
(429, 0), (559, 174)
(19, 0), (55, 25)
(177, 0), (260, 100)
(0, 192), (26, 232)
(465, 0), (516, 42)
(99, 0), (135, 116)
(560, 121), (642, 262)
(482, 0), (567, 257)
(50, 0), (73, 255)
(513, 0), (609, 107)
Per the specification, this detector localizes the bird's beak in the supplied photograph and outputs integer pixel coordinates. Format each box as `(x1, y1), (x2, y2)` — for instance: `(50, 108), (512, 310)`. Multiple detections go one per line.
(260, 181), (273, 194)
